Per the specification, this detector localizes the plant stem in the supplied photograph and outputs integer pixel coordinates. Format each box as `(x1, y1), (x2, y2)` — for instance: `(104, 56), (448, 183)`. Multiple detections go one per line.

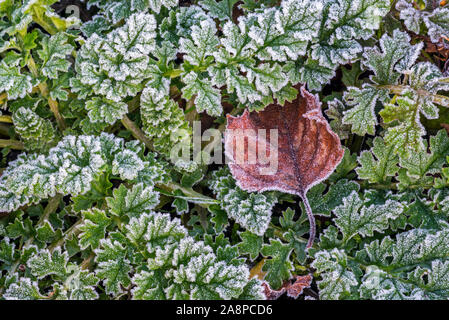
(0, 115), (12, 123)
(0, 139), (24, 150)
(157, 181), (217, 208)
(300, 193), (315, 249)
(377, 84), (449, 106)
(120, 116), (218, 207)
(23, 195), (62, 248)
(27, 57), (66, 131)
(0, 92), (7, 104)
(48, 218), (83, 253)
(121, 115), (153, 150)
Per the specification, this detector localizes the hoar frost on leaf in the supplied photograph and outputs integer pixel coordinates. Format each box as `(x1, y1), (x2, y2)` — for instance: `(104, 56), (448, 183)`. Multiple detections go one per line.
(396, 0), (449, 43)
(91, 212), (263, 299)
(208, 168), (278, 236)
(0, 133), (161, 212)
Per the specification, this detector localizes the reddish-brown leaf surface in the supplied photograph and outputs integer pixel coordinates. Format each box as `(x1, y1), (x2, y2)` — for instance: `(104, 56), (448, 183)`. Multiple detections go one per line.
(225, 86), (344, 247)
(286, 275), (313, 299)
(262, 274), (312, 300)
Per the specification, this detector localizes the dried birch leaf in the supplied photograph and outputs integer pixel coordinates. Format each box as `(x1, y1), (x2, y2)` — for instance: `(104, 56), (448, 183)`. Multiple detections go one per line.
(225, 86), (344, 247)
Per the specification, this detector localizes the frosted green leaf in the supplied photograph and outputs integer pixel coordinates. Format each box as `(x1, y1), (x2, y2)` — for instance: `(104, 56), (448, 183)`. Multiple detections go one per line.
(311, 39), (361, 69)
(243, 62), (288, 95)
(3, 278), (43, 300)
(238, 278), (265, 300)
(238, 230), (263, 261)
(356, 137), (399, 184)
(408, 62), (449, 114)
(87, 0), (134, 23)
(79, 208), (112, 249)
(95, 239), (132, 295)
(218, 20), (253, 60)
(27, 248), (69, 279)
(73, 13), (155, 102)
(131, 270), (165, 299)
(275, 0), (322, 42)
(308, 179), (360, 217)
(209, 168), (277, 236)
(199, 0), (238, 21)
(209, 60), (260, 103)
(112, 149), (145, 180)
(36, 221), (59, 243)
(140, 88), (191, 156)
(37, 32), (73, 79)
(100, 12), (157, 81)
(80, 15), (110, 37)
(398, 130), (449, 189)
(380, 95), (426, 158)
(144, 42), (176, 102)
(67, 270), (99, 300)
(160, 5), (212, 44)
(0, 61), (34, 100)
(55, 135), (105, 195)
(168, 238), (249, 299)
(0, 237), (15, 265)
(424, 8), (449, 43)
(126, 212), (186, 249)
(342, 85), (387, 136)
(408, 260), (449, 299)
(107, 184), (160, 219)
(0, 0), (33, 37)
(148, 0), (178, 14)
(311, 0), (389, 69)
(249, 6), (311, 62)
(182, 71), (222, 116)
(325, 98), (351, 140)
(12, 107), (57, 152)
(325, 0), (389, 41)
(397, 0), (449, 43)
(0, 133), (151, 212)
(363, 30), (423, 85)
(179, 19), (219, 66)
(312, 248), (358, 300)
(334, 191), (403, 242)
(396, 0), (422, 34)
(85, 98), (128, 125)
(261, 239), (293, 289)
(284, 58), (335, 91)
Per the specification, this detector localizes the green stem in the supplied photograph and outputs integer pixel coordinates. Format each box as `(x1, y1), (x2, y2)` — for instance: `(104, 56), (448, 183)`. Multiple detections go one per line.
(121, 115), (153, 150)
(0, 92), (7, 103)
(27, 57), (66, 130)
(0, 139), (24, 150)
(120, 116), (218, 208)
(23, 195), (62, 248)
(157, 181), (217, 209)
(0, 115), (12, 123)
(48, 218), (83, 253)
(377, 84), (449, 106)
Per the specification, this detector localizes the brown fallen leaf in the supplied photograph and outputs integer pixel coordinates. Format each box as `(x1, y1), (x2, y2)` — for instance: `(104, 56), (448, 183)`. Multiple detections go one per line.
(262, 274), (312, 300)
(262, 281), (288, 300)
(225, 86), (344, 248)
(286, 275), (313, 299)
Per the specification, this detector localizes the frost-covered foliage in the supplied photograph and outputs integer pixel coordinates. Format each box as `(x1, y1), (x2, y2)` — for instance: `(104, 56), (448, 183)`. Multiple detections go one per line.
(342, 30), (449, 157)
(209, 168), (278, 236)
(396, 0), (449, 43)
(2, 0), (449, 301)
